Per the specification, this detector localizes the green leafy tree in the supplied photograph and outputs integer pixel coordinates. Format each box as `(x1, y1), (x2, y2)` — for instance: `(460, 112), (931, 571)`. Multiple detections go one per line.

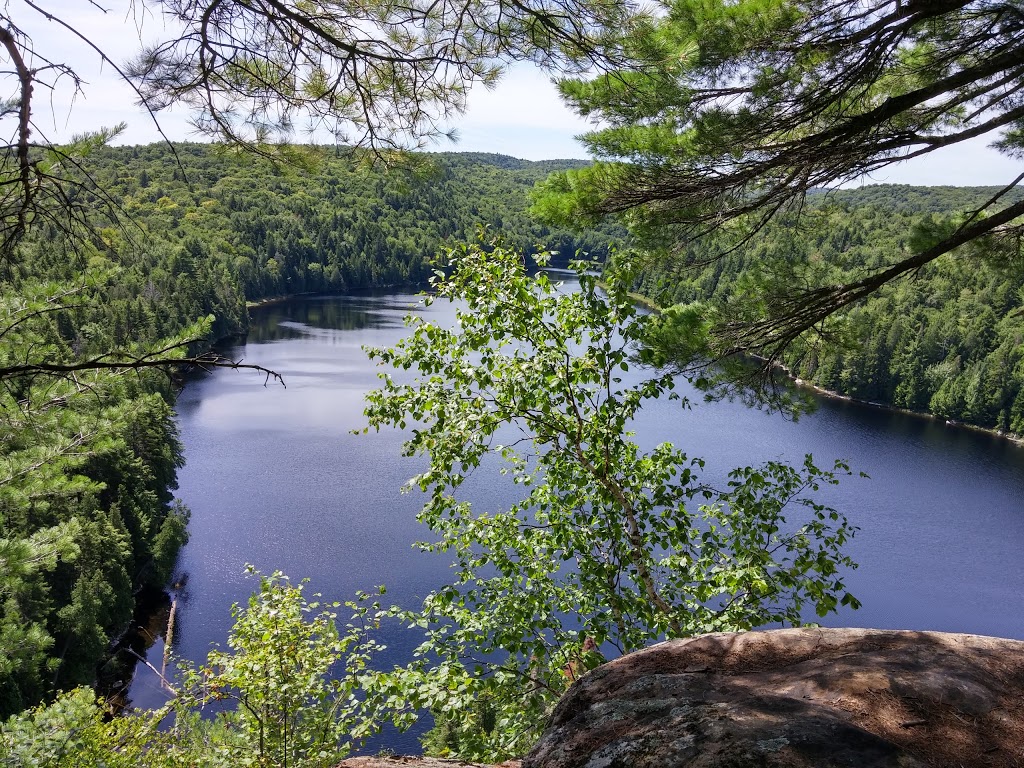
(0, 41), (614, 719)
(175, 569), (383, 768)
(0, 0), (636, 725)
(1, 569), (387, 768)
(0, 687), (167, 768)
(363, 239), (859, 759)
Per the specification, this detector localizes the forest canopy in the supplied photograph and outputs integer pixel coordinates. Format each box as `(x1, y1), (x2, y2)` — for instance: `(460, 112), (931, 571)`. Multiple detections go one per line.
(634, 184), (1024, 434)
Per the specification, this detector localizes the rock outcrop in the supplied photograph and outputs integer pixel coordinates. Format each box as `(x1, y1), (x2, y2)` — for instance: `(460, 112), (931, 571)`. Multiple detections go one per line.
(337, 628), (1024, 768)
(523, 628), (1024, 767)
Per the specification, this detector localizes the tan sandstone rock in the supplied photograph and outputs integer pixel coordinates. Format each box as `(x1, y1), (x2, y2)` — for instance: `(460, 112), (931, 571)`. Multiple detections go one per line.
(522, 628), (1024, 767)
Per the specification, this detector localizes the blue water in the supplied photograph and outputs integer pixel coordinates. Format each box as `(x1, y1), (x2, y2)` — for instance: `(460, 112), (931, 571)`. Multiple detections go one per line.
(129, 285), (1024, 751)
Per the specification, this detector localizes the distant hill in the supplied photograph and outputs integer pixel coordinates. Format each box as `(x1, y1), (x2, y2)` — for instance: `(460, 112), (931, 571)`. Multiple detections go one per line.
(810, 183), (1024, 214)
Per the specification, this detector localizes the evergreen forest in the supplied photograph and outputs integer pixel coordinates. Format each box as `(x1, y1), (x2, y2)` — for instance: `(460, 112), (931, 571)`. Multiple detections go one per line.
(634, 185), (1024, 435)
(54, 145), (621, 346)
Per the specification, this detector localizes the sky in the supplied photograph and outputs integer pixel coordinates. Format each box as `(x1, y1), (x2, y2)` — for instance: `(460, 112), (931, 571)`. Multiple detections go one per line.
(10, 0), (1022, 187)
(15, 0), (594, 159)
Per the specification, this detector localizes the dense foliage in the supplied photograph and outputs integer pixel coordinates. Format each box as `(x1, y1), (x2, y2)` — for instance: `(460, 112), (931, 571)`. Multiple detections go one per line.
(0, 571), (385, 768)
(78, 144), (619, 307)
(3, 143), (1018, 761)
(0, 197), (196, 716)
(534, 0), (1024, 362)
(633, 185), (1024, 434)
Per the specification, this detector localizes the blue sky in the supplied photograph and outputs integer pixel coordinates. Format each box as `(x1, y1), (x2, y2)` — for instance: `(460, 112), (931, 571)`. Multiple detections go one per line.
(12, 0), (1022, 186)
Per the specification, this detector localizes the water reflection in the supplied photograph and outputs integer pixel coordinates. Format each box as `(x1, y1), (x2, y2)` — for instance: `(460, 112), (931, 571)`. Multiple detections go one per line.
(246, 293), (420, 342)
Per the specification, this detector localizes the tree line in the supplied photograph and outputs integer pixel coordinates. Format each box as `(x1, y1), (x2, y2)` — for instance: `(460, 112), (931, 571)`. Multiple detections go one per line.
(87, 144), (619, 313)
(631, 184), (1024, 434)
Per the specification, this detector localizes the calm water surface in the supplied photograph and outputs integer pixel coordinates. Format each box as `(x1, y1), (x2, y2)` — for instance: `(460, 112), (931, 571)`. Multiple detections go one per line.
(130, 285), (1024, 749)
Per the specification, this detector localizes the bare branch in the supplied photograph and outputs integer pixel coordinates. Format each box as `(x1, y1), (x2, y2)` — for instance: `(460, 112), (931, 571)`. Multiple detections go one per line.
(0, 350), (285, 387)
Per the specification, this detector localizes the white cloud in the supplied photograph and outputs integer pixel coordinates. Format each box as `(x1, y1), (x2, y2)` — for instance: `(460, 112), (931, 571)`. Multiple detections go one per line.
(460, 66), (586, 132)
(429, 64), (593, 159)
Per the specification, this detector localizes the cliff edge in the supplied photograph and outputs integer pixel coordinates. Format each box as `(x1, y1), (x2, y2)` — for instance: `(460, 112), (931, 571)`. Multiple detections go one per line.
(341, 627), (1024, 768)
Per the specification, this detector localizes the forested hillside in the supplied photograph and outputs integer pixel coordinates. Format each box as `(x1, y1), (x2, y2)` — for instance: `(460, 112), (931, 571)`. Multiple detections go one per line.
(0, 239), (192, 715)
(634, 185), (1024, 435)
(0, 145), (619, 718)
(87, 144), (617, 318)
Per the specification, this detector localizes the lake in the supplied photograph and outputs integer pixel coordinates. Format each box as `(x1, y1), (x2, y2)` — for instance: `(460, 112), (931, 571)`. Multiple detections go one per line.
(128, 282), (1024, 751)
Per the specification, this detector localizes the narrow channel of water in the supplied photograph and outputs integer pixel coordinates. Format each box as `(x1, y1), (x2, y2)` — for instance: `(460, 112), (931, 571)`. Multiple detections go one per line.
(128, 284), (1024, 751)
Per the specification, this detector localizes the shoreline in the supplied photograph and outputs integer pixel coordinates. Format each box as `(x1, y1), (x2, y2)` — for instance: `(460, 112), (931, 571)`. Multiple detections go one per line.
(755, 352), (1024, 448)
(245, 282), (426, 311)
(793, 375), (1024, 447)
(630, 295), (1024, 449)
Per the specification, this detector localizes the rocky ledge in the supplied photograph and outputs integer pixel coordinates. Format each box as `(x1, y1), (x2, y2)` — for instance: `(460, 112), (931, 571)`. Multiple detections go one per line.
(340, 628), (1024, 768)
(526, 627), (1024, 767)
